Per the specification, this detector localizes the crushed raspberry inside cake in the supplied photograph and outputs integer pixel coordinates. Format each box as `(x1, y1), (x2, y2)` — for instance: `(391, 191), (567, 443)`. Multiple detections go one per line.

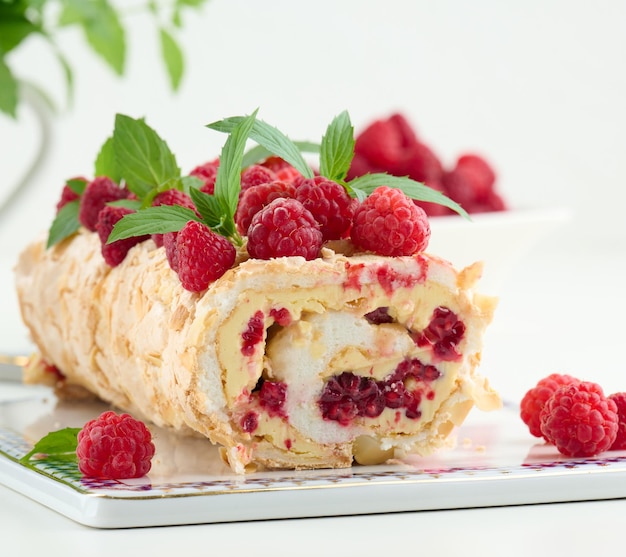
(258, 380), (287, 417)
(269, 307), (292, 327)
(414, 306), (466, 362)
(364, 307), (394, 324)
(241, 311), (265, 356)
(318, 357), (442, 426)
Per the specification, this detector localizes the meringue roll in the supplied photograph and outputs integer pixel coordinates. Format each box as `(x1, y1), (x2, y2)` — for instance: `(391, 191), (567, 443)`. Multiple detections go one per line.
(15, 231), (500, 473)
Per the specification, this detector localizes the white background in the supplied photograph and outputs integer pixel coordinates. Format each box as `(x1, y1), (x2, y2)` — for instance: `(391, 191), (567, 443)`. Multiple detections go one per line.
(1, 0), (626, 395)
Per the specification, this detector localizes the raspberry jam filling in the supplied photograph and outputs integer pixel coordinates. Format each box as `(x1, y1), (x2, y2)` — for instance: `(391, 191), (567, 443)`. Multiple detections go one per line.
(413, 306), (466, 362)
(241, 310), (265, 356)
(318, 358), (442, 426)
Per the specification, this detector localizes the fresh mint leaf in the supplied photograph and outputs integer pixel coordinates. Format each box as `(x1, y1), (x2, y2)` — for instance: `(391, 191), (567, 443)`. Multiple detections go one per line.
(159, 27), (184, 90)
(241, 141), (321, 169)
(0, 56), (18, 117)
(347, 173), (470, 219)
(319, 110), (354, 182)
(207, 116), (314, 179)
(107, 205), (199, 243)
(46, 200), (81, 248)
(94, 136), (121, 183)
(19, 427), (80, 464)
(213, 110), (258, 229)
(113, 114), (181, 199)
(0, 10), (40, 54)
(189, 187), (240, 242)
(59, 0), (126, 75)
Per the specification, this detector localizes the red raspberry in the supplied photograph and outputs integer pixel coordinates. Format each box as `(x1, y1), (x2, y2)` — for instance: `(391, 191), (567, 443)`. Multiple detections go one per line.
(235, 180), (295, 235)
(247, 198), (323, 260)
(176, 220), (236, 292)
(260, 156), (303, 185)
(76, 411), (155, 479)
(354, 118), (404, 168)
(151, 189), (197, 247)
(163, 231), (179, 272)
(393, 142), (444, 185)
(608, 392), (626, 450)
(540, 381), (618, 457)
(442, 155), (504, 213)
(520, 373), (580, 440)
(190, 158), (220, 194)
(294, 176), (356, 241)
(95, 206), (149, 267)
(79, 177), (129, 231)
(55, 177), (86, 212)
(240, 165), (277, 194)
(350, 186), (431, 256)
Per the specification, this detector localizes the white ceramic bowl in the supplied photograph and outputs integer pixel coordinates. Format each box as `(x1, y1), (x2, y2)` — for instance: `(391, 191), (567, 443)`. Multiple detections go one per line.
(428, 206), (571, 294)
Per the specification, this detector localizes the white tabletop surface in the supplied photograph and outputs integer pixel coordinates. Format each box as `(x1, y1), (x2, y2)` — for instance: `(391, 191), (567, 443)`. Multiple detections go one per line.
(2, 220), (626, 555)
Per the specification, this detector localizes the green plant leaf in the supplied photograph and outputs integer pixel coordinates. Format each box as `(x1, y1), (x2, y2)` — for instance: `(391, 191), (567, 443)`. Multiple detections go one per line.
(0, 55), (18, 117)
(213, 110), (258, 226)
(159, 27), (184, 90)
(20, 427), (80, 464)
(112, 113), (181, 198)
(46, 200), (81, 248)
(107, 198), (142, 210)
(0, 8), (40, 54)
(207, 116), (314, 179)
(347, 173), (470, 219)
(58, 0), (126, 75)
(319, 110), (354, 182)
(94, 136), (121, 182)
(107, 204), (200, 243)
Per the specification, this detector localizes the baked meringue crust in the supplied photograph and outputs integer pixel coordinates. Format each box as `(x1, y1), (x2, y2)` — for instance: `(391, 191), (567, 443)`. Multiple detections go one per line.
(15, 230), (500, 473)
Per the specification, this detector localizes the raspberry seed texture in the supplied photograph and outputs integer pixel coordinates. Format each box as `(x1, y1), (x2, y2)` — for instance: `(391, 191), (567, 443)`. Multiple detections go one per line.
(76, 411), (155, 479)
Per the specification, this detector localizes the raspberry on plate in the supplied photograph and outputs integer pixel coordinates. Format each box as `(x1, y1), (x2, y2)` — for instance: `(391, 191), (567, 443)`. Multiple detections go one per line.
(294, 176), (356, 241)
(350, 186), (430, 256)
(520, 373), (580, 440)
(608, 392), (626, 450)
(176, 220), (236, 292)
(95, 205), (149, 267)
(78, 176), (129, 231)
(246, 198), (323, 260)
(76, 411), (155, 479)
(539, 381), (618, 457)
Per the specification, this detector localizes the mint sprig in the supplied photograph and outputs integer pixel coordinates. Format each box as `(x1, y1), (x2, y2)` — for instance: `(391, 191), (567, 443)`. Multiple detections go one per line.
(206, 116), (315, 179)
(108, 111), (260, 245)
(19, 427), (80, 467)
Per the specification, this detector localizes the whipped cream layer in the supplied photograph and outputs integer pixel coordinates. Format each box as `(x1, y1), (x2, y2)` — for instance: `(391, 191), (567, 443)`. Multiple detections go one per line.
(15, 230), (499, 473)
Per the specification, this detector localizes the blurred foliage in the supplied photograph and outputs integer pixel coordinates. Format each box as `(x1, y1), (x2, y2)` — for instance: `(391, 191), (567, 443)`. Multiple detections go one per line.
(0, 0), (209, 117)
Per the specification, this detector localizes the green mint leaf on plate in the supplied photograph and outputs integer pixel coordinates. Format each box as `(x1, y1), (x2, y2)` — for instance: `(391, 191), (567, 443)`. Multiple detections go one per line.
(19, 427), (80, 465)
(189, 188), (239, 242)
(207, 115), (314, 179)
(46, 200), (81, 248)
(94, 136), (121, 183)
(319, 110), (354, 182)
(0, 56), (19, 118)
(159, 27), (184, 90)
(113, 113), (181, 198)
(107, 198), (142, 210)
(348, 173), (470, 219)
(108, 205), (200, 243)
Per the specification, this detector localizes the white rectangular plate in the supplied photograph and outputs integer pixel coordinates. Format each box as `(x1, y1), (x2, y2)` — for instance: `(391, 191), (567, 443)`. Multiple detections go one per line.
(1, 387), (626, 528)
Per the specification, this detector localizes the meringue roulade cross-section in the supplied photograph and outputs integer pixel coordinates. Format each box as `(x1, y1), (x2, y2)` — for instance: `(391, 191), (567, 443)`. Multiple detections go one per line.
(15, 232), (499, 473)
